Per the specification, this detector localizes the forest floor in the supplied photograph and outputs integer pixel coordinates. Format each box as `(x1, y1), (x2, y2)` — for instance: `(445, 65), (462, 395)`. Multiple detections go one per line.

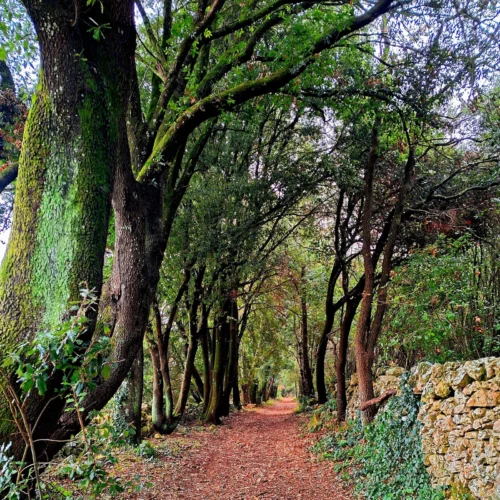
(119, 397), (352, 500)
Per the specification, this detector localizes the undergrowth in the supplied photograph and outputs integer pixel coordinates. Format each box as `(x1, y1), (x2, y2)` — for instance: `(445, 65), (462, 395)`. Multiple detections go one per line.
(313, 376), (445, 499)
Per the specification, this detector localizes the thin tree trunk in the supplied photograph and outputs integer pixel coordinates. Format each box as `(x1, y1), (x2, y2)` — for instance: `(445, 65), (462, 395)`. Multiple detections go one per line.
(221, 297), (238, 416)
(126, 345), (144, 444)
(298, 270), (314, 398)
(200, 305), (211, 414)
(192, 365), (205, 401)
(152, 301), (177, 433)
(204, 301), (229, 424)
(175, 339), (199, 416)
(149, 341), (167, 432)
(174, 267), (205, 417)
(354, 117), (415, 423)
(317, 260), (342, 403)
(336, 297), (360, 422)
(354, 120), (380, 423)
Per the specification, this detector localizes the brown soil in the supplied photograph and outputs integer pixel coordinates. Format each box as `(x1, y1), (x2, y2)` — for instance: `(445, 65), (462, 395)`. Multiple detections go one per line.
(125, 398), (351, 500)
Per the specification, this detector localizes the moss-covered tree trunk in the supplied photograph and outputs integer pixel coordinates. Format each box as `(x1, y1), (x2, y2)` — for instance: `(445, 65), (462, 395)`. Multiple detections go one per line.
(221, 298), (238, 416)
(298, 274), (314, 398)
(0, 0), (135, 458)
(316, 261), (341, 404)
(336, 297), (360, 422)
(122, 345), (144, 444)
(204, 300), (230, 424)
(149, 341), (167, 432)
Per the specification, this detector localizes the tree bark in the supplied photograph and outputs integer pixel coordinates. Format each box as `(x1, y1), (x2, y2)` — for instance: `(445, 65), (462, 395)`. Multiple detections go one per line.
(149, 340), (167, 432)
(200, 305), (211, 414)
(174, 266), (205, 417)
(354, 120), (380, 424)
(336, 296), (360, 422)
(0, 0), (136, 458)
(354, 117), (415, 423)
(316, 260), (342, 403)
(124, 345), (144, 444)
(221, 297), (238, 416)
(298, 269), (314, 398)
(204, 300), (230, 423)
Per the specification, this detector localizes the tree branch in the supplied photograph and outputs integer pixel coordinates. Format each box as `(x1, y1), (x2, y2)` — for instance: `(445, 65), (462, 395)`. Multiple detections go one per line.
(0, 162), (18, 194)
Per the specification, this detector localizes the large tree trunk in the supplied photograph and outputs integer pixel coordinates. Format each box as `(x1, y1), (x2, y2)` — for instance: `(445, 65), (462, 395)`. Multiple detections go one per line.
(0, 0), (135, 458)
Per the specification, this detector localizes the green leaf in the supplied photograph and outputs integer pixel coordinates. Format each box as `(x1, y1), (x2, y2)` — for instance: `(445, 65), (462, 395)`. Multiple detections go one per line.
(101, 365), (111, 380)
(36, 377), (47, 395)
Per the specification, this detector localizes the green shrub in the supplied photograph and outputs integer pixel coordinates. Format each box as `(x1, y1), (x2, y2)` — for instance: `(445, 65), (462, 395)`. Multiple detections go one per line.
(314, 376), (445, 499)
(135, 441), (158, 461)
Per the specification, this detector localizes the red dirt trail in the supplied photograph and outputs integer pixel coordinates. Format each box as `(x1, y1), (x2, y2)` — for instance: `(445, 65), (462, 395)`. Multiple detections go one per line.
(141, 398), (351, 500)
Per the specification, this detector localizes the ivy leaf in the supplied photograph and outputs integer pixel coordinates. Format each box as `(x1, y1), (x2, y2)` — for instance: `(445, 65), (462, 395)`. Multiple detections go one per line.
(36, 377), (47, 395)
(101, 365), (111, 380)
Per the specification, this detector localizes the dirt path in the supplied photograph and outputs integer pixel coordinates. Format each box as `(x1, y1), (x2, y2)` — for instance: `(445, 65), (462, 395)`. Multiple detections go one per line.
(136, 398), (351, 500)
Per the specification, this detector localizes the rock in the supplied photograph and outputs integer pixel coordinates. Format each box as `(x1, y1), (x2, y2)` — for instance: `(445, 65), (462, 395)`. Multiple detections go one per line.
(452, 368), (472, 390)
(421, 382), (436, 403)
(465, 360), (486, 381)
(484, 358), (500, 379)
(347, 356), (500, 498)
(435, 381), (453, 398)
(409, 361), (433, 393)
(467, 390), (500, 408)
(435, 415), (455, 432)
(386, 366), (405, 377)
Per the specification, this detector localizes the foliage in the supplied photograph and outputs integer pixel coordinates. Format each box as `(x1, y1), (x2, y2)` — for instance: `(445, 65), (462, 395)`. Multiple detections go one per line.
(382, 234), (500, 364)
(134, 440), (158, 461)
(0, 0), (38, 96)
(0, 289), (146, 498)
(52, 412), (139, 499)
(0, 442), (31, 499)
(313, 377), (444, 499)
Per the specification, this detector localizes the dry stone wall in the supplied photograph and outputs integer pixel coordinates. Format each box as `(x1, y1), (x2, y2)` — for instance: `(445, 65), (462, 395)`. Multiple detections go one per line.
(411, 358), (500, 499)
(346, 357), (500, 499)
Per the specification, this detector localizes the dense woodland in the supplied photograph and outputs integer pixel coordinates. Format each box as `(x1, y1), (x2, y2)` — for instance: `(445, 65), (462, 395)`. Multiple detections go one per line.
(0, 0), (499, 497)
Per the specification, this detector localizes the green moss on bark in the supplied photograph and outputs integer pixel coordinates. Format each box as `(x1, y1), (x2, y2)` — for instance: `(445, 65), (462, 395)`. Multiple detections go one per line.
(0, 74), (114, 440)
